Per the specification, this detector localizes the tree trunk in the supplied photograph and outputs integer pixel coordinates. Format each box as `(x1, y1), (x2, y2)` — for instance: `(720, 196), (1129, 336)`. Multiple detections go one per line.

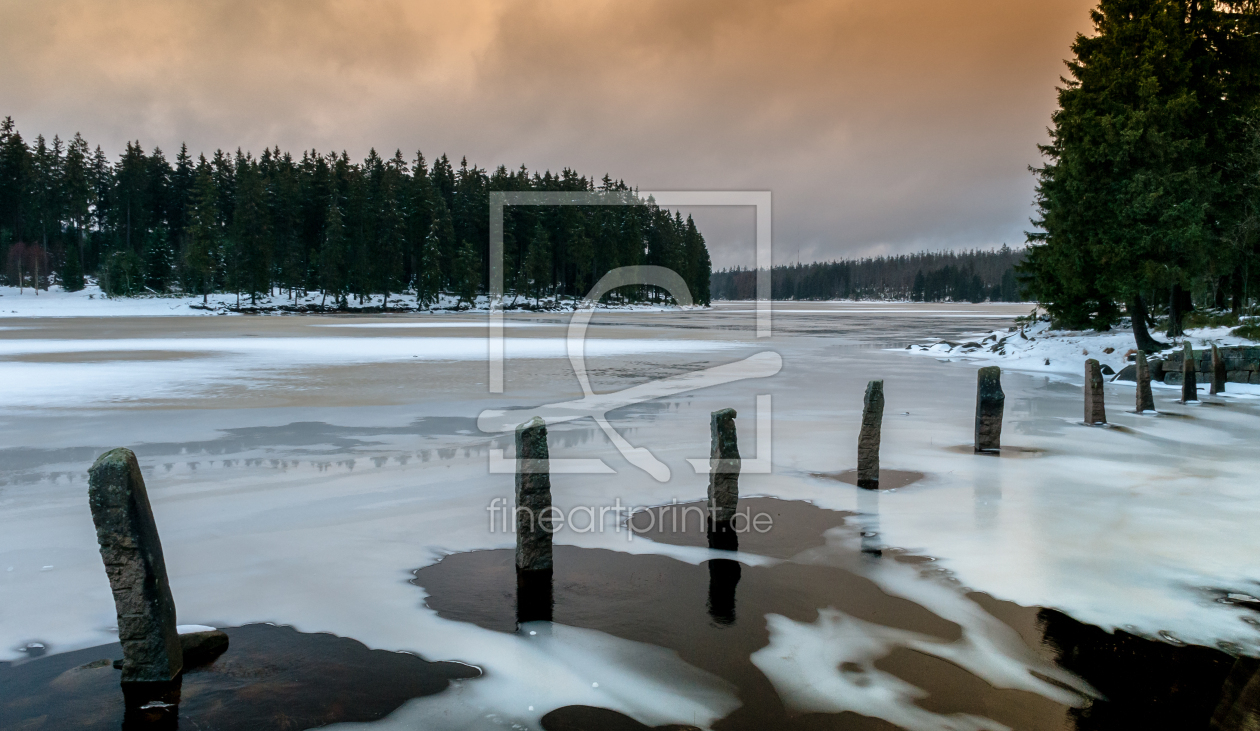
(1168, 284), (1184, 338)
(1130, 294), (1166, 353)
(1232, 268), (1244, 315)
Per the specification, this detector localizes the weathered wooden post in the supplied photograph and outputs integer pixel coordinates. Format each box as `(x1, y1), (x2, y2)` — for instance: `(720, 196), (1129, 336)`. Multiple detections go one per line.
(974, 366), (1004, 453)
(515, 417), (553, 624)
(857, 380), (884, 489)
(1084, 359), (1106, 425)
(708, 408), (740, 528)
(1181, 343), (1199, 403)
(1211, 344), (1227, 395)
(515, 417), (553, 572)
(1136, 351), (1156, 413)
(87, 448), (183, 684)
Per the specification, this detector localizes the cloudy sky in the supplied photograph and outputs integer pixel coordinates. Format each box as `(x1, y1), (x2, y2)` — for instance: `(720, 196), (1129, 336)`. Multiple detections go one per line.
(0, 0), (1095, 268)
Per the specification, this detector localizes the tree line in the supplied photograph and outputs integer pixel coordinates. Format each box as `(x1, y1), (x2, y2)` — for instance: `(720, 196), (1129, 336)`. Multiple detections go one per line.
(710, 246), (1025, 302)
(0, 118), (712, 308)
(1022, 0), (1260, 350)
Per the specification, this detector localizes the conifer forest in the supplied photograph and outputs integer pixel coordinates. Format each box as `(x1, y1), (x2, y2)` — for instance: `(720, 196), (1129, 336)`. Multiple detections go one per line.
(0, 118), (712, 308)
(710, 246), (1025, 302)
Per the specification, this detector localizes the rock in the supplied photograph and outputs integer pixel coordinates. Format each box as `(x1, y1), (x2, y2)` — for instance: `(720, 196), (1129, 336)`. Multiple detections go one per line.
(974, 367), (1004, 453)
(857, 381), (884, 490)
(1044, 358), (1051, 366)
(1125, 349), (1137, 362)
(1100, 364), (1115, 376)
(515, 417), (553, 572)
(1112, 364), (1137, 382)
(1181, 343), (1199, 403)
(87, 448), (183, 683)
(1084, 359), (1106, 425)
(707, 408), (740, 524)
(1136, 352), (1155, 413)
(180, 630), (229, 668)
(1103, 347), (1115, 354)
(1082, 349), (1089, 355)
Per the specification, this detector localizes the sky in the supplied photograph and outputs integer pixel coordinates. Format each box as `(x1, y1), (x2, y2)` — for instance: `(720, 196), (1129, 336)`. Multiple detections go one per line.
(0, 0), (1097, 268)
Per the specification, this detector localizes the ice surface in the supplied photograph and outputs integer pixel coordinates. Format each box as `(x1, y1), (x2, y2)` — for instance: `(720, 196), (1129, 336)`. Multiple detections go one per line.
(0, 335), (743, 409)
(328, 622), (739, 731)
(752, 610), (1008, 731)
(3, 301), (1260, 729)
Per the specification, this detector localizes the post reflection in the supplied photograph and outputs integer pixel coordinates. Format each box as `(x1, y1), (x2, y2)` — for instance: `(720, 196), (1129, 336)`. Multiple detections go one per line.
(516, 568), (554, 626)
(706, 519), (741, 626)
(120, 678), (181, 730)
(856, 488), (881, 557)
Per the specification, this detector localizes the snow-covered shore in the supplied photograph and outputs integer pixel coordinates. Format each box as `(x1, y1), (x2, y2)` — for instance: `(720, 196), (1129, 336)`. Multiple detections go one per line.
(900, 318), (1260, 397)
(0, 284), (693, 318)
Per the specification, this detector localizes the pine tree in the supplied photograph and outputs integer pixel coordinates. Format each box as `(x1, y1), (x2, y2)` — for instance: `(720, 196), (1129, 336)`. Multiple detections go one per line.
(454, 239), (480, 308)
(228, 158), (271, 304)
(416, 219), (442, 307)
(523, 223), (551, 305)
(184, 166), (220, 302)
(319, 195), (349, 307)
(1024, 0), (1260, 349)
(143, 226), (173, 292)
(59, 133), (91, 291)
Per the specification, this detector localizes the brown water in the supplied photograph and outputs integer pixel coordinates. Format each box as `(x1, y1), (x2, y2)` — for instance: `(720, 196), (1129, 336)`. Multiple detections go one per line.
(414, 498), (1260, 730)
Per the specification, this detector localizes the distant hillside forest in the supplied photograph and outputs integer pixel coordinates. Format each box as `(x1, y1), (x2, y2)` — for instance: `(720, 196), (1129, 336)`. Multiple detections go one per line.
(0, 118), (712, 307)
(710, 246), (1026, 302)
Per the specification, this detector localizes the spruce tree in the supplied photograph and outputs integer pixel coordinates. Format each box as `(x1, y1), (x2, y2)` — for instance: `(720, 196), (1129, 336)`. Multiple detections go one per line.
(319, 195), (348, 307)
(1024, 0), (1260, 349)
(184, 166), (220, 302)
(523, 223), (551, 305)
(416, 220), (442, 307)
(454, 238), (480, 308)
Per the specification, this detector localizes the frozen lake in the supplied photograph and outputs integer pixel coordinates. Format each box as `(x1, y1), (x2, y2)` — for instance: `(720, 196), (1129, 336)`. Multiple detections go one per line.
(2, 301), (1258, 729)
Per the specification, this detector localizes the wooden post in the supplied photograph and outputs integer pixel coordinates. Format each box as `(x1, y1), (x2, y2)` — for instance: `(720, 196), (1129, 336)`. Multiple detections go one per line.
(707, 408), (740, 526)
(1136, 351), (1155, 413)
(1084, 359), (1106, 425)
(1211, 344), (1227, 395)
(515, 417), (553, 572)
(1181, 343), (1198, 403)
(974, 367), (1004, 453)
(857, 380), (884, 489)
(88, 448), (183, 683)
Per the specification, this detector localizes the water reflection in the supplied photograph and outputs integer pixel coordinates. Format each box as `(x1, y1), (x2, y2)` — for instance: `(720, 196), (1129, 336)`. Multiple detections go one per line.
(516, 569), (554, 625)
(856, 488), (881, 557)
(974, 464), (1001, 529)
(706, 520), (740, 626)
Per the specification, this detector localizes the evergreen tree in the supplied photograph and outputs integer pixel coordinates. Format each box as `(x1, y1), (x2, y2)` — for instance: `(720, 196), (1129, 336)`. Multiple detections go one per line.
(319, 195), (349, 307)
(523, 223), (551, 305)
(416, 219), (442, 307)
(228, 158), (271, 304)
(1023, 0), (1260, 349)
(454, 238), (480, 308)
(143, 226), (173, 292)
(184, 166), (220, 303)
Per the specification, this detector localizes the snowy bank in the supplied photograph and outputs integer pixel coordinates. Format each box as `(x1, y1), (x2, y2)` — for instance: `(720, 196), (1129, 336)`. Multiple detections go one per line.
(899, 318), (1260, 397)
(0, 284), (699, 318)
